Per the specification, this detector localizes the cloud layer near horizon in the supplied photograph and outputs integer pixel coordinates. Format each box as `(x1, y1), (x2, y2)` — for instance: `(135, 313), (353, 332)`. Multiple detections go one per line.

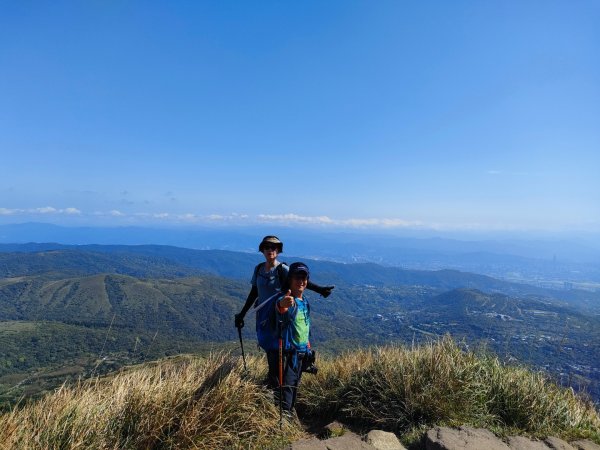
(0, 206), (429, 229)
(2, 206), (598, 232)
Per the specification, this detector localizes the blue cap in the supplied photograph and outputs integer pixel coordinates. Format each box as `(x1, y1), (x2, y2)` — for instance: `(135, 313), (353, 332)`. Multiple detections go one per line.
(288, 262), (310, 279)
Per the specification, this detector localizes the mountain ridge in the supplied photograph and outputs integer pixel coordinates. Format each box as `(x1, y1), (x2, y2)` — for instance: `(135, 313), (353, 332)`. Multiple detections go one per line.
(1, 243), (598, 312)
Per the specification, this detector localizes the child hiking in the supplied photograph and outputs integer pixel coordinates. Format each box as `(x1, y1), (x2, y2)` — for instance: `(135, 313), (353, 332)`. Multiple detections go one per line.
(234, 235), (333, 389)
(275, 262), (314, 416)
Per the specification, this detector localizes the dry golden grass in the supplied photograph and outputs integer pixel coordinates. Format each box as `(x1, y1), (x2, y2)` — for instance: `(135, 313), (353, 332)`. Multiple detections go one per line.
(0, 353), (302, 449)
(1, 336), (598, 449)
(298, 336), (600, 442)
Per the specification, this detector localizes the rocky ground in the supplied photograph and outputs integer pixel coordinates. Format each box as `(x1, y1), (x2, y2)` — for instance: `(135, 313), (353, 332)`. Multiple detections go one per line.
(288, 422), (600, 450)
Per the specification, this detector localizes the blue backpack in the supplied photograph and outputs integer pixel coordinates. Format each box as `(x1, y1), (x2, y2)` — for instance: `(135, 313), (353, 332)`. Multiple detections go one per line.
(252, 262), (288, 351)
(255, 291), (283, 351)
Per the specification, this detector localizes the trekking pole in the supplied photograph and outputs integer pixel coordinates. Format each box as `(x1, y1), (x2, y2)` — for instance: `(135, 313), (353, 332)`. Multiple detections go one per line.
(237, 325), (247, 372)
(279, 320), (284, 430)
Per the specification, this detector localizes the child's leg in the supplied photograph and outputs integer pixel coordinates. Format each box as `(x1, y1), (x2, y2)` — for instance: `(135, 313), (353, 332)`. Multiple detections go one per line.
(282, 352), (303, 411)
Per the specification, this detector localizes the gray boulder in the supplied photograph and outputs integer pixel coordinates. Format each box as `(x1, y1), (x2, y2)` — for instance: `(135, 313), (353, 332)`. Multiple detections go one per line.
(323, 432), (377, 450)
(290, 438), (329, 450)
(544, 437), (576, 450)
(570, 441), (600, 450)
(366, 430), (406, 450)
(507, 436), (551, 449)
(426, 426), (510, 450)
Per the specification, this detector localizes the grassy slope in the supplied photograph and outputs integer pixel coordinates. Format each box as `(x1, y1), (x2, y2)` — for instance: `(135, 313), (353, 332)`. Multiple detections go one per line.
(0, 273), (246, 335)
(0, 338), (598, 449)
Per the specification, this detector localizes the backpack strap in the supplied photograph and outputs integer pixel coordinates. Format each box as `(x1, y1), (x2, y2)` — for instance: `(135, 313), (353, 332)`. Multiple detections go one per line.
(253, 262), (264, 282)
(277, 262), (288, 289)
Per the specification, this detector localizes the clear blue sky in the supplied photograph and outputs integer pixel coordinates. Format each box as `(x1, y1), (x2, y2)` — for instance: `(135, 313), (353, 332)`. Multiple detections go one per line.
(1, 1), (598, 232)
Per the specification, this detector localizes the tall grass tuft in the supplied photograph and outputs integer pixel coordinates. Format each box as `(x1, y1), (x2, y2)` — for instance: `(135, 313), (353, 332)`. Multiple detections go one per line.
(0, 353), (302, 449)
(299, 336), (600, 441)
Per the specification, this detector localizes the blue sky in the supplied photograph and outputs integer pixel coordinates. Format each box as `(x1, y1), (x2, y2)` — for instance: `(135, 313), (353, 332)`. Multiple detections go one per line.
(1, 1), (599, 232)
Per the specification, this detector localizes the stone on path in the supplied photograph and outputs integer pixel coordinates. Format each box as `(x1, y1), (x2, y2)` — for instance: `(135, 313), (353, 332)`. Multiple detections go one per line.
(289, 430), (377, 450)
(570, 441), (600, 450)
(290, 424), (600, 450)
(426, 426), (511, 450)
(290, 437), (329, 450)
(507, 435), (551, 449)
(323, 431), (377, 450)
(425, 426), (600, 450)
(544, 437), (576, 450)
(366, 430), (406, 450)
(323, 421), (346, 438)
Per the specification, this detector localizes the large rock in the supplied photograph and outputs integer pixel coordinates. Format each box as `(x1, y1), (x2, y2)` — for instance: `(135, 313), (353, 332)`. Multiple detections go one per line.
(426, 426), (511, 450)
(366, 430), (406, 450)
(323, 421), (346, 438)
(507, 436), (550, 449)
(290, 438), (329, 450)
(570, 441), (600, 450)
(544, 437), (576, 450)
(323, 432), (377, 450)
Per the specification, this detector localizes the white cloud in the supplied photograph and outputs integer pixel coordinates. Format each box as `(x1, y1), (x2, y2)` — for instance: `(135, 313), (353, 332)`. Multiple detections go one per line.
(256, 213), (420, 228)
(0, 206), (82, 216)
(177, 213), (198, 221)
(340, 218), (421, 227)
(206, 213), (250, 221)
(34, 206), (81, 215)
(110, 210), (125, 217)
(35, 206), (58, 214)
(258, 213), (334, 225)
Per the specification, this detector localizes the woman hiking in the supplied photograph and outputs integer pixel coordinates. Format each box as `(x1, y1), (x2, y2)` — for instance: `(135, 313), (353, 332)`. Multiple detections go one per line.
(234, 235), (333, 388)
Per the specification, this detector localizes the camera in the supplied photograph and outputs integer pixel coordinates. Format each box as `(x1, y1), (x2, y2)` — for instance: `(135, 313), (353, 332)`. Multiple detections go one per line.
(301, 349), (318, 375)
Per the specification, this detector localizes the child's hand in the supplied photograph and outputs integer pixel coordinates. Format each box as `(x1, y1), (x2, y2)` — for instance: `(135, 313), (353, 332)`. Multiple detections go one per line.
(279, 289), (295, 308)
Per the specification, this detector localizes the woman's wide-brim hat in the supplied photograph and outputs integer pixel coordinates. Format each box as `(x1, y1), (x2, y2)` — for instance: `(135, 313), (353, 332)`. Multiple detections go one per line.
(259, 235), (283, 252)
